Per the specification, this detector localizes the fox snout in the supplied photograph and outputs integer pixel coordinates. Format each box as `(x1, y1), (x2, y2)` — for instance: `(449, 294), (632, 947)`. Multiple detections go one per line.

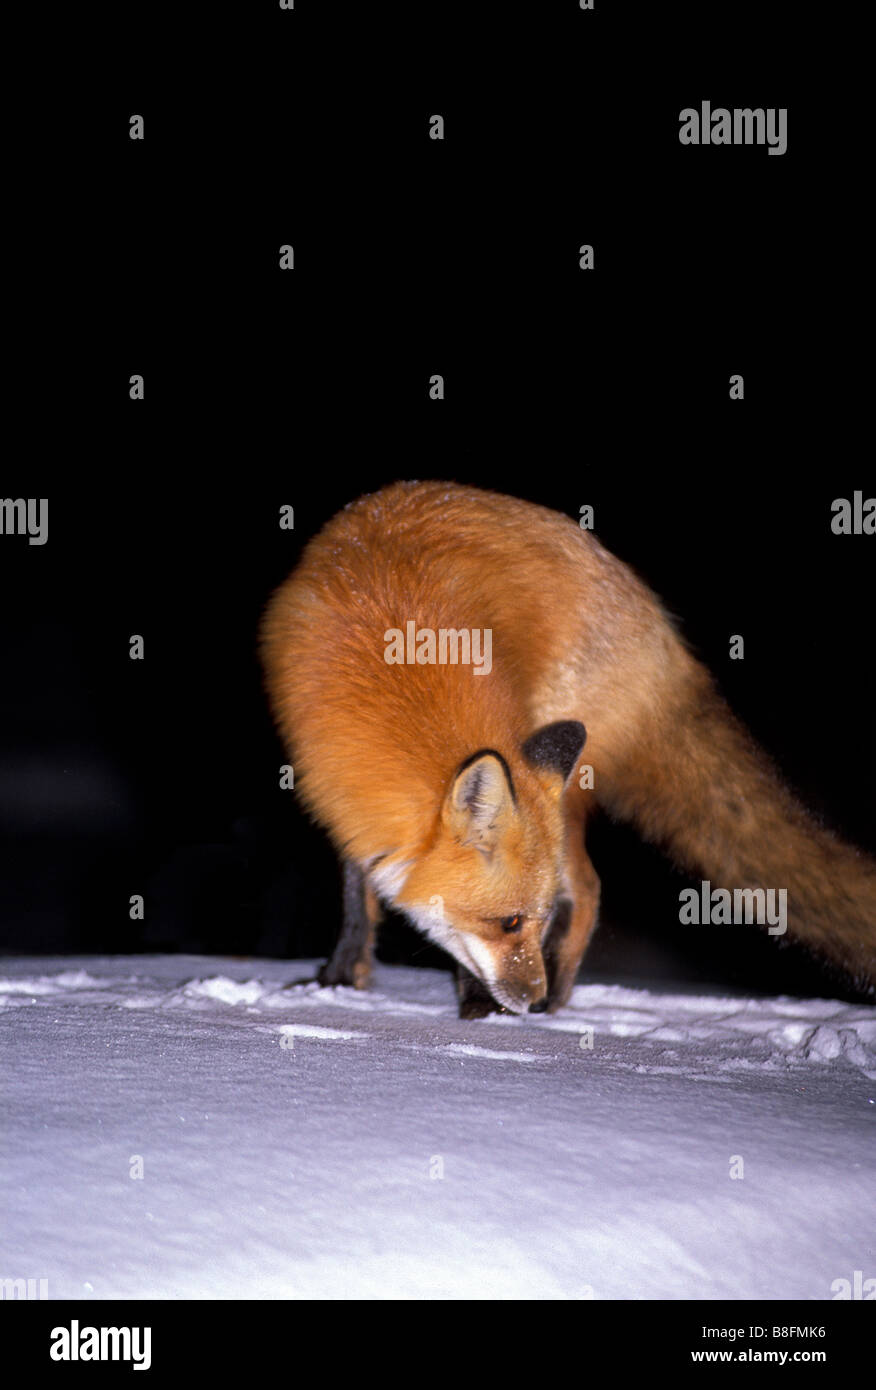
(490, 957), (548, 1014)
(500, 981), (547, 1014)
(452, 924), (550, 1014)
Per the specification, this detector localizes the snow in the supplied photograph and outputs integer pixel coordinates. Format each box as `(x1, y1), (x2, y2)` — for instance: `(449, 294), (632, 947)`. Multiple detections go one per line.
(1, 954), (874, 1300)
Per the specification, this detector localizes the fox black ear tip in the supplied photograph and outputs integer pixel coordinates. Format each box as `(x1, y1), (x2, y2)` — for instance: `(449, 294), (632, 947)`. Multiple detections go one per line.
(555, 719), (587, 744)
(521, 720), (587, 779)
(556, 718), (587, 749)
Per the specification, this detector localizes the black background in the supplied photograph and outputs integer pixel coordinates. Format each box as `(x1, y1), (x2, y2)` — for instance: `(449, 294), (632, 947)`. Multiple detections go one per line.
(3, 2), (872, 1001)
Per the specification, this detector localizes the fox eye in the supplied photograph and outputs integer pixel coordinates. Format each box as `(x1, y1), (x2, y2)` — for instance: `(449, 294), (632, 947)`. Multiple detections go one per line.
(500, 914), (523, 933)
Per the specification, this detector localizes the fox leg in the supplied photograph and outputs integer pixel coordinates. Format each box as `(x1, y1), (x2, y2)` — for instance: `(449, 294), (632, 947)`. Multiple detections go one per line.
(536, 822), (601, 1014)
(318, 859), (381, 990)
(456, 965), (511, 1020)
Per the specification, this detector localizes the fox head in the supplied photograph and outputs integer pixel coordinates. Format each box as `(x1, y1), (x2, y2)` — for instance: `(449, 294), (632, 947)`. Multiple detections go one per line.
(395, 721), (586, 1013)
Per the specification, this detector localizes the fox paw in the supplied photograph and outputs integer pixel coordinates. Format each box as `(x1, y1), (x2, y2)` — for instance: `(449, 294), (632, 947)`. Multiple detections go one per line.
(314, 957), (372, 991)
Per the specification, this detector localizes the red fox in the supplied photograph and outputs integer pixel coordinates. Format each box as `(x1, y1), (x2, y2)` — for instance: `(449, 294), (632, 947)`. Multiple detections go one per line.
(259, 481), (876, 1017)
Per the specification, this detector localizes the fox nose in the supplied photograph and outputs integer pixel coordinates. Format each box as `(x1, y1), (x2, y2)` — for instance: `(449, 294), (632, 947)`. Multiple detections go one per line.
(499, 981), (548, 1013)
(527, 985), (548, 1012)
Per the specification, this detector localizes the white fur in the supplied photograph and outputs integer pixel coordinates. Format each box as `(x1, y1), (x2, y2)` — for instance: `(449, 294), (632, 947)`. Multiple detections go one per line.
(405, 903), (478, 976)
(460, 933), (499, 990)
(369, 857), (412, 904)
(401, 903), (522, 1008)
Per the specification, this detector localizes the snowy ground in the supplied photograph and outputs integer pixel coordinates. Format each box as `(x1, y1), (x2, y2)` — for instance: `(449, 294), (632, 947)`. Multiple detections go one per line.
(1, 954), (874, 1300)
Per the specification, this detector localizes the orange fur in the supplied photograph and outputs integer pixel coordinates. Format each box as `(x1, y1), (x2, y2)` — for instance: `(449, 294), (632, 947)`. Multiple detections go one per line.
(260, 481), (876, 1009)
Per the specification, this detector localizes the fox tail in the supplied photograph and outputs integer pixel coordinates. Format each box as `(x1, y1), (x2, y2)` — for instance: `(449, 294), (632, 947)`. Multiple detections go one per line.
(598, 653), (876, 997)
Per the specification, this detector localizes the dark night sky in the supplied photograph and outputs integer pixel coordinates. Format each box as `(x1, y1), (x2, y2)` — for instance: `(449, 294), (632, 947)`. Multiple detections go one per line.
(2, 6), (872, 1000)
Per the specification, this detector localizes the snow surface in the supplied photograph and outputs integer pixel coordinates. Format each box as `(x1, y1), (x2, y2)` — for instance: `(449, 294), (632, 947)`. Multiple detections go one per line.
(1, 954), (874, 1300)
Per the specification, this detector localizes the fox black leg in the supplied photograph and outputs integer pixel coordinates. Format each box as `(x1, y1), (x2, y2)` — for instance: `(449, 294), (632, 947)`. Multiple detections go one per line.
(315, 858), (379, 989)
(456, 964), (510, 1020)
(530, 897), (573, 1012)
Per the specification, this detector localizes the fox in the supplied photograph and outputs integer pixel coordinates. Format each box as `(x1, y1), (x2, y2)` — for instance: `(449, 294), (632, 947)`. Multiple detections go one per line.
(259, 480), (876, 1018)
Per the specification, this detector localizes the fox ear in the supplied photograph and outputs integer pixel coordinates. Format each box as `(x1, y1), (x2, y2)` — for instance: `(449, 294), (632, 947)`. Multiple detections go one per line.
(521, 720), (586, 783)
(442, 750), (516, 852)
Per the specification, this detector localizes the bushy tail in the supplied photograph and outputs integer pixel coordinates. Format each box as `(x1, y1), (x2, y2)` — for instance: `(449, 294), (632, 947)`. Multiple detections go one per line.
(599, 656), (876, 997)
